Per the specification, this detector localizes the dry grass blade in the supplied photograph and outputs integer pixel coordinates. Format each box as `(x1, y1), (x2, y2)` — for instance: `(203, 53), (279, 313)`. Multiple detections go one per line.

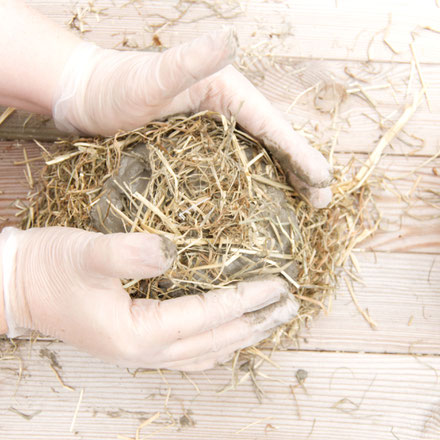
(0, 107), (15, 127)
(349, 88), (424, 193)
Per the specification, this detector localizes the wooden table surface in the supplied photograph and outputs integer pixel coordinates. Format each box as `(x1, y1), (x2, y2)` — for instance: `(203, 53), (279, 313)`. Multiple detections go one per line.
(0, 1), (439, 439)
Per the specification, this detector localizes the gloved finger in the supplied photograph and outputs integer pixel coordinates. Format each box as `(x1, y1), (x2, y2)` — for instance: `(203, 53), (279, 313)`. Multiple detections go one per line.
(155, 330), (272, 372)
(156, 294), (298, 366)
(145, 28), (237, 105)
(130, 276), (289, 344)
(185, 66), (332, 196)
(288, 173), (333, 209)
(150, 296), (295, 370)
(84, 232), (176, 279)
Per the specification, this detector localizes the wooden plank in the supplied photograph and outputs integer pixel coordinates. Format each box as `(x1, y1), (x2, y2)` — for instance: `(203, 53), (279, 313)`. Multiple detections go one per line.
(4, 250), (439, 357)
(0, 110), (59, 141)
(2, 58), (439, 156)
(1, 341), (439, 440)
(300, 251), (440, 355)
(2, 142), (438, 252)
(1, 3), (438, 440)
(3, 246), (440, 356)
(26, 0), (440, 63)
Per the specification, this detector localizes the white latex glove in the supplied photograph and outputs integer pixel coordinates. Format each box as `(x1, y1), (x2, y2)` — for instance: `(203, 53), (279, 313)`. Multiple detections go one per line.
(53, 29), (332, 208)
(0, 227), (298, 371)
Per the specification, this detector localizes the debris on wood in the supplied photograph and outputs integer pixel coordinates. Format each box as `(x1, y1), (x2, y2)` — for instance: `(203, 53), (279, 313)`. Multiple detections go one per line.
(7, 407), (41, 421)
(70, 388), (84, 433)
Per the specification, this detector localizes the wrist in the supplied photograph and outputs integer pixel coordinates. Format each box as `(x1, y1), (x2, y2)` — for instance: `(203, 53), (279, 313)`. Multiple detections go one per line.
(0, 227), (27, 338)
(0, 231), (8, 334)
(52, 42), (104, 134)
(0, 2), (82, 115)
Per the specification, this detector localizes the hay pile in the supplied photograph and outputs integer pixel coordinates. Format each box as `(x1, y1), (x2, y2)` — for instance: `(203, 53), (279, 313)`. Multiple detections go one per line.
(20, 111), (377, 343)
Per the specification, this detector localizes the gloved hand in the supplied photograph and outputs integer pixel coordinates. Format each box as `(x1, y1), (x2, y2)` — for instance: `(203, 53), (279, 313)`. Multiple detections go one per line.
(0, 227), (298, 371)
(53, 29), (332, 208)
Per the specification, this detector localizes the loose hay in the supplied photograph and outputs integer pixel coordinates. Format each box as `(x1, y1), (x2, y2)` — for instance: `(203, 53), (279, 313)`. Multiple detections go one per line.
(19, 111), (379, 346)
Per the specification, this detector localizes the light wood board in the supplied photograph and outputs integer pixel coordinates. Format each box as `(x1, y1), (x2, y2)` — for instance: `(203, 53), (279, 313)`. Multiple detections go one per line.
(301, 251), (440, 355)
(27, 0), (440, 63)
(1, 341), (440, 440)
(0, 1), (439, 439)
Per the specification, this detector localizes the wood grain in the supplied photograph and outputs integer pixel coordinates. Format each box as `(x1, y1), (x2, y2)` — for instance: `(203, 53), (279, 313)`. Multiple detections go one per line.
(300, 251), (440, 355)
(9, 251), (438, 356)
(27, 0), (440, 64)
(1, 2), (439, 439)
(343, 153), (440, 254)
(1, 341), (439, 440)
(0, 110), (59, 141)
(0, 141), (47, 227)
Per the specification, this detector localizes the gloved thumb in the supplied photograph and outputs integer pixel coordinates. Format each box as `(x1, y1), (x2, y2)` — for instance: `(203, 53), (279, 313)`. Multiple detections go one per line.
(144, 27), (237, 104)
(84, 232), (176, 280)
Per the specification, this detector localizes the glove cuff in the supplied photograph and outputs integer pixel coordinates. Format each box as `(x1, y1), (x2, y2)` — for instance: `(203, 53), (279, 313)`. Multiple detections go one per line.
(0, 231), (7, 335)
(1, 227), (27, 338)
(52, 41), (102, 134)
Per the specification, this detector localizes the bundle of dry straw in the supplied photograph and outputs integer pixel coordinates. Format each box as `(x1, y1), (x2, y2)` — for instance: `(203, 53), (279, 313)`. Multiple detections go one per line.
(20, 111), (378, 343)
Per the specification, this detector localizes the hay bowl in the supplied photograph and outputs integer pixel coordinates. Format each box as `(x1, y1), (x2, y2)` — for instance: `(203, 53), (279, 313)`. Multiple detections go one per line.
(22, 111), (349, 342)
(90, 113), (301, 299)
